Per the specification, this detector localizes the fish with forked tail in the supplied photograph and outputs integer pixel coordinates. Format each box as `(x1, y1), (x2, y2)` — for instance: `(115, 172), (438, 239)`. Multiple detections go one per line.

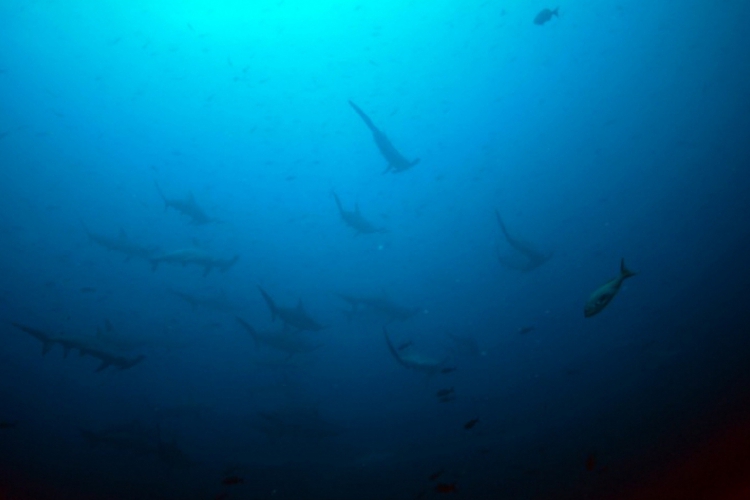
(584, 259), (637, 317)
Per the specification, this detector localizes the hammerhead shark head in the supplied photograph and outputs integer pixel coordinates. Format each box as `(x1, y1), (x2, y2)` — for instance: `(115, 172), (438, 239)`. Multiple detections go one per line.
(257, 286), (325, 332)
(383, 327), (447, 376)
(80, 222), (159, 262)
(236, 317), (323, 356)
(348, 100), (420, 174)
(494, 209), (552, 272)
(154, 181), (217, 225)
(331, 191), (387, 235)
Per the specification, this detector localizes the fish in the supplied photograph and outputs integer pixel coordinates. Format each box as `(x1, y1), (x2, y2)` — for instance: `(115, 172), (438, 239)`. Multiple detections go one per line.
(533, 7), (559, 25)
(331, 191), (388, 235)
(154, 181), (218, 225)
(384, 327), (448, 376)
(428, 469), (445, 481)
(463, 418), (479, 430)
(518, 325), (535, 334)
(0, 421), (18, 430)
(440, 367), (457, 375)
(348, 100), (420, 174)
(338, 292), (421, 324)
(258, 287), (325, 332)
(236, 317), (324, 355)
(495, 209), (552, 272)
(150, 248), (239, 276)
(584, 259), (637, 317)
(80, 222), (160, 263)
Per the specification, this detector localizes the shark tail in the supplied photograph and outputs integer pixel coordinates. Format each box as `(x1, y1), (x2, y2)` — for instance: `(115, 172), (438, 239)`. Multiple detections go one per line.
(494, 209), (512, 241)
(41, 340), (54, 356)
(552, 7), (559, 17)
(154, 181), (169, 210)
(236, 317), (259, 348)
(331, 191), (345, 215)
(383, 327), (407, 368)
(258, 286), (278, 322)
(348, 100), (378, 132)
(620, 259), (637, 279)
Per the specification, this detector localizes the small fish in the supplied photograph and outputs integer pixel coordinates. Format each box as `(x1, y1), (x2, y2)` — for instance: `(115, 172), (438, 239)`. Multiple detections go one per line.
(435, 387), (454, 398)
(584, 259), (637, 317)
(438, 396), (456, 403)
(435, 482), (458, 493)
(222, 475), (244, 485)
(79, 287), (97, 294)
(463, 418), (479, 430)
(440, 367), (457, 374)
(518, 325), (535, 334)
(0, 421), (18, 430)
(533, 7), (559, 25)
(428, 469), (444, 481)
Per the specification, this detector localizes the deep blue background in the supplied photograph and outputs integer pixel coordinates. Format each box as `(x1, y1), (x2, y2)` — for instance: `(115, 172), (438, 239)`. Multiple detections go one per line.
(1, 1), (749, 498)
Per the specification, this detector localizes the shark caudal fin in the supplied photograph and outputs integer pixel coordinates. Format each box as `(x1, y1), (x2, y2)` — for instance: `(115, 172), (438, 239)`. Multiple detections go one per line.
(154, 181), (169, 210)
(620, 258), (637, 279)
(383, 327), (407, 368)
(348, 100), (377, 132)
(258, 286), (278, 322)
(235, 317), (260, 348)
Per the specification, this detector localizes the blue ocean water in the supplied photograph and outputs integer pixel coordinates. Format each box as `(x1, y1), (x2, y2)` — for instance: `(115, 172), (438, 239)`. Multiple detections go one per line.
(1, 0), (749, 498)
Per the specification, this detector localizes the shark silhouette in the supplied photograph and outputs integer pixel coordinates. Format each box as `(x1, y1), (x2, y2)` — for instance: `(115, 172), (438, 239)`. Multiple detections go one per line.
(349, 100), (420, 174)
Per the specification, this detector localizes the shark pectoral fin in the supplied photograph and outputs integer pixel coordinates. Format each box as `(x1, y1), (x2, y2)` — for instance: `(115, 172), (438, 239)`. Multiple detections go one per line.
(382, 164), (393, 174)
(95, 361), (110, 373)
(41, 342), (53, 356)
(150, 260), (159, 272)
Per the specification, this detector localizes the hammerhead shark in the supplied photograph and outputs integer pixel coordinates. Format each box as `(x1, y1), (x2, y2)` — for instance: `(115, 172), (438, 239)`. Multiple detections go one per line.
(494, 209), (552, 272)
(169, 288), (238, 312)
(257, 286), (325, 332)
(236, 317), (323, 356)
(331, 191), (387, 235)
(150, 248), (239, 276)
(81, 222), (159, 262)
(11, 322), (146, 372)
(337, 292), (421, 324)
(348, 100), (420, 174)
(154, 181), (217, 225)
(383, 327), (447, 376)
